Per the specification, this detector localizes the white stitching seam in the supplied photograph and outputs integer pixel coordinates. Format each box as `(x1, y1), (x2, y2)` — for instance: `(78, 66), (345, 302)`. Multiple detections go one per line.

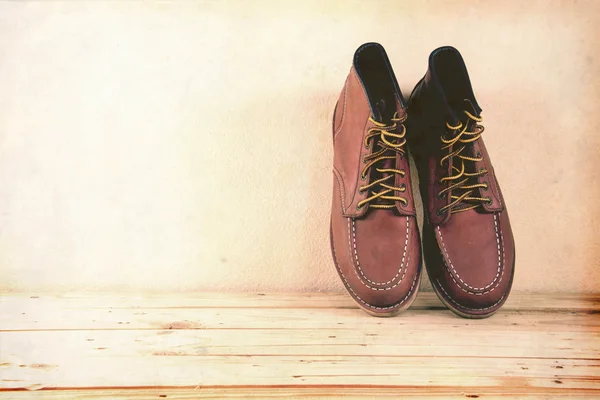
(333, 78), (348, 141)
(347, 114), (372, 212)
(436, 213), (504, 295)
(436, 280), (505, 311)
(487, 166), (503, 208)
(478, 143), (502, 209)
(332, 231), (418, 310)
(333, 168), (346, 212)
(500, 217), (506, 282)
(348, 217), (409, 287)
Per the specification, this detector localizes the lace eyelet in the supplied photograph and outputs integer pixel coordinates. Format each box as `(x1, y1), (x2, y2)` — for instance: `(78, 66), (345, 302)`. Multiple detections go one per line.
(436, 209), (444, 217)
(362, 156), (367, 164)
(437, 192), (445, 200)
(482, 183), (489, 191)
(365, 144), (370, 150)
(356, 204), (363, 210)
(476, 152), (481, 158)
(485, 197), (493, 205)
(360, 174), (367, 181)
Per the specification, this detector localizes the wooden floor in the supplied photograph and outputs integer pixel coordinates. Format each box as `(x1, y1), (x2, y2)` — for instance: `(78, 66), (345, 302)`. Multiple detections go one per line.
(0, 292), (599, 399)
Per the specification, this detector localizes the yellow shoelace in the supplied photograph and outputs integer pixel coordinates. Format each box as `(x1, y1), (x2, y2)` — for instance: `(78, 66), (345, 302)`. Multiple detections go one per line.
(357, 114), (408, 210)
(437, 110), (490, 215)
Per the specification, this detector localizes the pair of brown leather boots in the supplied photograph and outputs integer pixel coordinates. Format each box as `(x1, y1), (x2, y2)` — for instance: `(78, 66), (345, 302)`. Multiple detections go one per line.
(330, 43), (515, 318)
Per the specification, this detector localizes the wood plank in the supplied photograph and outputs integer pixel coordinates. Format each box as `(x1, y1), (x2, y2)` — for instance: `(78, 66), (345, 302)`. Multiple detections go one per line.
(3, 387), (600, 400)
(1, 292), (599, 311)
(3, 386), (600, 399)
(2, 298), (599, 333)
(0, 327), (597, 359)
(2, 292), (598, 335)
(1, 352), (598, 390)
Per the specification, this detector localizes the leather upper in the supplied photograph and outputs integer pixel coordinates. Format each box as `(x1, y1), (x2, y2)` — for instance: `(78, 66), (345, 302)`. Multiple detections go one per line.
(333, 68), (415, 218)
(330, 43), (422, 315)
(408, 46), (515, 316)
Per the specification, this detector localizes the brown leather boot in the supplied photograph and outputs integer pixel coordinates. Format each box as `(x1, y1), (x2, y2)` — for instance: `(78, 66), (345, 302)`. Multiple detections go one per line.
(407, 46), (516, 318)
(330, 43), (422, 317)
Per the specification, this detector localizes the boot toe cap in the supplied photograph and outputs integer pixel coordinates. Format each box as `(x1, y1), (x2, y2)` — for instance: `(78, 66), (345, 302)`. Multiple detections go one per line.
(332, 215), (422, 316)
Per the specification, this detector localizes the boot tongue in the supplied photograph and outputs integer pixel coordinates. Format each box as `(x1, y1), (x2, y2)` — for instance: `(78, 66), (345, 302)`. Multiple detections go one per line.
(369, 98), (397, 208)
(448, 98), (481, 210)
(448, 98), (479, 131)
(462, 98), (478, 113)
(372, 98), (393, 124)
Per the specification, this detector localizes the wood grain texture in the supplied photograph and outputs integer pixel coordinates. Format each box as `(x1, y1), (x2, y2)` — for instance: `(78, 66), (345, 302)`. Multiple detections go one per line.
(0, 292), (599, 398)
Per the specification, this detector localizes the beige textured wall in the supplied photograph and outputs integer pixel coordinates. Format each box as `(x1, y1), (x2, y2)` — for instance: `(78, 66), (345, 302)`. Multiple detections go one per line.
(0, 1), (598, 293)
